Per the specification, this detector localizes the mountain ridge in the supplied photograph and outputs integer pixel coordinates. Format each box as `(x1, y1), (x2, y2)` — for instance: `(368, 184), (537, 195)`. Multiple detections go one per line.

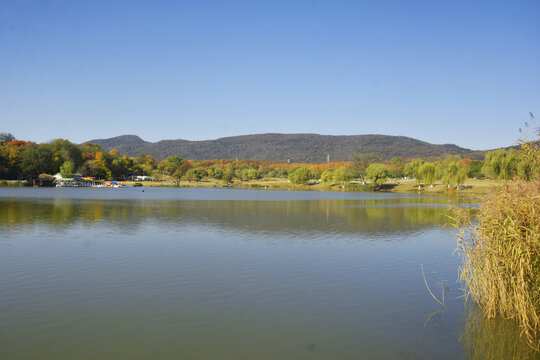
(87, 133), (481, 162)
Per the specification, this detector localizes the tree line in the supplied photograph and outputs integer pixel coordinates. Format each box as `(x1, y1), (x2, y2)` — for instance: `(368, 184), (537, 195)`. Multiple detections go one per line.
(0, 132), (536, 187)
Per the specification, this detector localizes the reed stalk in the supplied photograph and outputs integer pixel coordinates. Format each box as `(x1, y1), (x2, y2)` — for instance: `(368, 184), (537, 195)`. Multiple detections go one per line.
(455, 137), (540, 350)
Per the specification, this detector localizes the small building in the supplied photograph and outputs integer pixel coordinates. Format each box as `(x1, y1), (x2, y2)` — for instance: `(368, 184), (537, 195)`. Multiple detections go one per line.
(54, 173), (83, 181)
(54, 173), (95, 187)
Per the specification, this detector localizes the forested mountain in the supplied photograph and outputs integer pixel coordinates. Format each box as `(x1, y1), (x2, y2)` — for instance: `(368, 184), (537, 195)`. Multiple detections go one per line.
(88, 133), (479, 162)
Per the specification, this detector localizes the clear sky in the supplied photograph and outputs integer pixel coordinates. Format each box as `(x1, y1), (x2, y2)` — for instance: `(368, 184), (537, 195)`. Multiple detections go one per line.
(1, 0), (538, 150)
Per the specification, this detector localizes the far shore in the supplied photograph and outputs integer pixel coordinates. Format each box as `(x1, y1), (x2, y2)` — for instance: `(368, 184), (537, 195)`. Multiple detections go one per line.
(117, 177), (500, 196)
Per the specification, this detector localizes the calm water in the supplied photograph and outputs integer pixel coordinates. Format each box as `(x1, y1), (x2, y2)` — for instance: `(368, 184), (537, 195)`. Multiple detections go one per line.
(0, 188), (537, 359)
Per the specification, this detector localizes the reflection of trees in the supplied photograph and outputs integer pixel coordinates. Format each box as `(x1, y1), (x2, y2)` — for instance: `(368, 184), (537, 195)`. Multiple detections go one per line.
(460, 306), (539, 360)
(0, 197), (468, 237)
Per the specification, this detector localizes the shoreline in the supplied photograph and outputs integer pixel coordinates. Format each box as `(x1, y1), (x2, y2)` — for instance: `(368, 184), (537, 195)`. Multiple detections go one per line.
(119, 178), (500, 197)
(0, 178), (501, 197)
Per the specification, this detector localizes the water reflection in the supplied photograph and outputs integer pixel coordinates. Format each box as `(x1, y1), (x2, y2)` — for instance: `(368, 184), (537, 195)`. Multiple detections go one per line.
(0, 197), (462, 236)
(460, 306), (539, 359)
(5, 190), (532, 359)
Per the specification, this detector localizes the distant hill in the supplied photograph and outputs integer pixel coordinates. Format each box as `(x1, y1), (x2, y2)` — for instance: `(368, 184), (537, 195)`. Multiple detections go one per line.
(87, 133), (481, 162)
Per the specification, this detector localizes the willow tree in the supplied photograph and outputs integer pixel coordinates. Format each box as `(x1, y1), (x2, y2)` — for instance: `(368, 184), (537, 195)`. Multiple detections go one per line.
(366, 164), (389, 188)
(442, 159), (468, 189)
(482, 149), (517, 180)
(419, 162), (436, 187)
(404, 159), (424, 183)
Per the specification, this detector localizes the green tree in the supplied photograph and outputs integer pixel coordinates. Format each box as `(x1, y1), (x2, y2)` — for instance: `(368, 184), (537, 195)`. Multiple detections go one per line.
(212, 167), (224, 180)
(158, 156), (188, 182)
(350, 153), (380, 179)
(59, 161), (75, 178)
(333, 166), (353, 183)
(419, 162), (436, 186)
(0, 143), (9, 178)
(49, 139), (82, 172)
(433, 160), (444, 180)
(134, 163), (154, 176)
(482, 149), (517, 180)
(238, 168), (250, 181)
(468, 160), (484, 179)
(81, 142), (106, 155)
(264, 167), (276, 176)
(184, 168), (204, 182)
(404, 159), (424, 182)
(0, 143), (22, 179)
(247, 168), (260, 180)
(288, 167), (314, 184)
(366, 164), (389, 188)
(20, 143), (53, 179)
(515, 137), (540, 181)
(442, 159), (468, 188)
(110, 158), (129, 179)
(320, 169), (334, 183)
(0, 133), (15, 143)
(222, 170), (233, 184)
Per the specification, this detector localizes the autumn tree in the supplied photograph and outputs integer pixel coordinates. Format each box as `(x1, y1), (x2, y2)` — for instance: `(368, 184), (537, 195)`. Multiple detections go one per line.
(388, 156), (405, 178)
(0, 141), (22, 179)
(109, 149), (120, 158)
(0, 144), (9, 178)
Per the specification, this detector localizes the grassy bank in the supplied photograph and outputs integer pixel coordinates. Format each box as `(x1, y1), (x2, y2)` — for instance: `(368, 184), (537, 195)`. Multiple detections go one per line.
(0, 180), (28, 187)
(120, 177), (500, 196)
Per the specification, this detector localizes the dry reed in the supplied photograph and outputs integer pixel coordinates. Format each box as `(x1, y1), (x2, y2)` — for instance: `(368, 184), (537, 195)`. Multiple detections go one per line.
(455, 135), (540, 350)
(455, 177), (540, 350)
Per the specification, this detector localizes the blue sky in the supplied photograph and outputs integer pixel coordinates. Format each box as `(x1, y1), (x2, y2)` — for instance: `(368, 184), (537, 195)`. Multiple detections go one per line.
(1, 0), (538, 150)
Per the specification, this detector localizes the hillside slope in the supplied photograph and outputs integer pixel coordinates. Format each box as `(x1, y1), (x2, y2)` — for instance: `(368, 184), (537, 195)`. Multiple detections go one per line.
(88, 133), (478, 162)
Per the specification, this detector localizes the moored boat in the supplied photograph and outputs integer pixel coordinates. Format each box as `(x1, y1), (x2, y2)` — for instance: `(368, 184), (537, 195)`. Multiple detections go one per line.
(93, 181), (135, 188)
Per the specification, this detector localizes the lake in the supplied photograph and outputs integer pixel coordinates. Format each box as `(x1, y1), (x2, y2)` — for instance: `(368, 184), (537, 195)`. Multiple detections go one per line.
(0, 188), (537, 359)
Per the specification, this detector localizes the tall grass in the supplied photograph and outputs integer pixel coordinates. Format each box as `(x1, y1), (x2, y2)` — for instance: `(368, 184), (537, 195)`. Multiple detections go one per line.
(455, 138), (540, 350)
